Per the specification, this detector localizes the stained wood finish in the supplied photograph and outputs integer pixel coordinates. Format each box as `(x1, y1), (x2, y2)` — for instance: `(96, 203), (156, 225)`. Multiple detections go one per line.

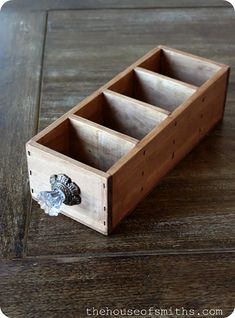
(1, 2), (235, 317)
(0, 254), (234, 317)
(133, 67), (197, 112)
(0, 11), (45, 258)
(27, 140), (110, 235)
(139, 47), (222, 87)
(2, 0), (230, 12)
(76, 90), (169, 140)
(27, 7), (235, 256)
(36, 7), (235, 131)
(26, 45), (228, 234)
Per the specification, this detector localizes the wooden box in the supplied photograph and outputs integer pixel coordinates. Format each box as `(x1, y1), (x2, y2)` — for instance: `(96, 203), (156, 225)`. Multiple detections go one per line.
(26, 46), (230, 235)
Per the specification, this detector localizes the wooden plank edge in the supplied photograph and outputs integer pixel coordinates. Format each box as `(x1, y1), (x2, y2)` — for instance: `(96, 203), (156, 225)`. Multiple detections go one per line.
(69, 114), (139, 146)
(135, 66), (198, 92)
(2, 0), (230, 12)
(158, 45), (228, 69)
(26, 140), (110, 179)
(221, 66), (231, 117)
(24, 248), (235, 261)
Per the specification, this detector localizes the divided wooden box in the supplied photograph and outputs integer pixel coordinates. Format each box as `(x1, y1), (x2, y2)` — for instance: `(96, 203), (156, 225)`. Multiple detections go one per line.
(26, 46), (230, 235)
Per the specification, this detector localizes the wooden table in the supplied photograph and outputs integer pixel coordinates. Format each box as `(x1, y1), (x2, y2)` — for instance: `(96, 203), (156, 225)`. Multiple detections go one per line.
(0, 1), (234, 317)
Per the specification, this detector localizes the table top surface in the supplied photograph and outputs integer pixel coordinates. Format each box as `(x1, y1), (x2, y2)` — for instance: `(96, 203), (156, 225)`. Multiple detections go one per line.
(0, 1), (234, 317)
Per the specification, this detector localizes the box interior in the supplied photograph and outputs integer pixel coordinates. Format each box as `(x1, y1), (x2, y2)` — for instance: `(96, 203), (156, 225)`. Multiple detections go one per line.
(108, 68), (197, 112)
(138, 48), (222, 86)
(35, 47), (222, 173)
(37, 118), (136, 172)
(75, 92), (169, 140)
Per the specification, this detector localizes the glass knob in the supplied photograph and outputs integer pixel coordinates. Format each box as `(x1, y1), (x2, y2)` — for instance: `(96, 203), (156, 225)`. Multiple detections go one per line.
(36, 189), (65, 216)
(35, 174), (81, 216)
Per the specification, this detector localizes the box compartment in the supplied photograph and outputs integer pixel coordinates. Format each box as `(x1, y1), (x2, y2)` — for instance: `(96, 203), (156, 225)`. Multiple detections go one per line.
(108, 68), (197, 112)
(37, 117), (137, 172)
(138, 47), (222, 86)
(75, 91), (169, 140)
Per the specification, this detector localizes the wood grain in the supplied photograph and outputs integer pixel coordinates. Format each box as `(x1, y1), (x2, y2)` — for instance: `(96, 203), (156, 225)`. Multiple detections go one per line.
(36, 7), (235, 129)
(0, 253), (234, 318)
(69, 116), (136, 171)
(26, 140), (109, 235)
(133, 66), (197, 112)
(102, 90), (169, 139)
(2, 0), (230, 12)
(26, 7), (235, 256)
(0, 11), (46, 258)
(1, 3), (234, 317)
(27, 40), (229, 235)
(109, 67), (228, 227)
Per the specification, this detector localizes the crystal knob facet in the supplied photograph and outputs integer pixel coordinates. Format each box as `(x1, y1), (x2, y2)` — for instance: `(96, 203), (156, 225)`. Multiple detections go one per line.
(35, 174), (81, 216)
(36, 189), (65, 216)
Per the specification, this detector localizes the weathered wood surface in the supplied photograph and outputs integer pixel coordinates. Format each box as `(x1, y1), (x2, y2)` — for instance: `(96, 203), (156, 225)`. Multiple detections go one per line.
(26, 7), (235, 257)
(1, 253), (234, 318)
(2, 0), (230, 12)
(0, 11), (45, 258)
(37, 7), (235, 129)
(0, 2), (234, 317)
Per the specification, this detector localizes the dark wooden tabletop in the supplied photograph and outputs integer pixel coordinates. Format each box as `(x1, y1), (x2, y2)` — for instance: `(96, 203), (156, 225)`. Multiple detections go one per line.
(0, 1), (234, 317)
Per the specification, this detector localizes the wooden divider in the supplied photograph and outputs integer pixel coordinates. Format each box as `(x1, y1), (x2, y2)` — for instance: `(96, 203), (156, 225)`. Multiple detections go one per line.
(139, 46), (222, 86)
(37, 115), (138, 173)
(134, 67), (197, 112)
(75, 90), (169, 140)
(108, 67), (197, 113)
(102, 90), (169, 139)
(108, 67), (229, 229)
(68, 115), (138, 172)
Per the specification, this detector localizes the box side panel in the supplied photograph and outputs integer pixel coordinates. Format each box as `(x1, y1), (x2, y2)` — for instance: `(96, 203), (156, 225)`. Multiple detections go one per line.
(26, 143), (109, 235)
(111, 69), (229, 229)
